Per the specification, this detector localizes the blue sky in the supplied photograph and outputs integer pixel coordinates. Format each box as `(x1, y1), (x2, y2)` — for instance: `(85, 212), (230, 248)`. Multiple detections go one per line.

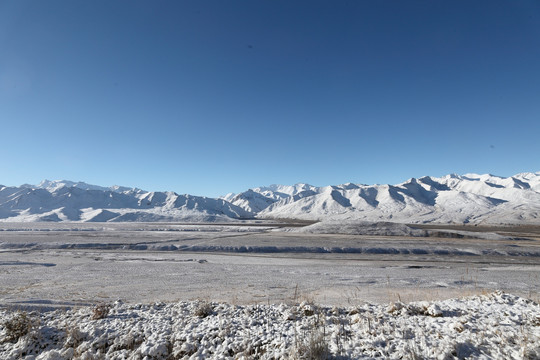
(1, 1), (539, 197)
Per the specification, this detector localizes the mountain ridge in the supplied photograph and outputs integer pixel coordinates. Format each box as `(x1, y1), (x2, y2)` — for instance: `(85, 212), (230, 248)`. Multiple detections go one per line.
(1, 172), (539, 224)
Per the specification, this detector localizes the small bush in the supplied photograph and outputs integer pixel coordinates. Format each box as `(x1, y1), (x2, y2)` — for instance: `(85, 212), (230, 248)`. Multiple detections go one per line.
(293, 310), (331, 360)
(2, 311), (35, 343)
(193, 301), (213, 318)
(64, 326), (84, 348)
(92, 303), (111, 320)
(295, 329), (330, 360)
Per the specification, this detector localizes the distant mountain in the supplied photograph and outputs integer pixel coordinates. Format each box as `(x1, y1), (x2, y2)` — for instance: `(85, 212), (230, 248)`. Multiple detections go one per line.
(0, 180), (252, 222)
(1, 172), (539, 224)
(226, 172), (540, 225)
(28, 179), (145, 194)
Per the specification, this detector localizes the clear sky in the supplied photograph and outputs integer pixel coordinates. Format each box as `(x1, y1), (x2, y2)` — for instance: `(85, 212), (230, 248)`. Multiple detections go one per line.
(1, 1), (539, 197)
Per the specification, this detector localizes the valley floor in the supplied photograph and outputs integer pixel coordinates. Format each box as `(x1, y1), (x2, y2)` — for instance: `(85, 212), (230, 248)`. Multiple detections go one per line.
(0, 222), (539, 307)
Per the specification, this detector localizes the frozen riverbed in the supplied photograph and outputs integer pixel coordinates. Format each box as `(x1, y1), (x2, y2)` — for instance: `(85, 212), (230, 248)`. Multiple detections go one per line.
(1, 222), (539, 308)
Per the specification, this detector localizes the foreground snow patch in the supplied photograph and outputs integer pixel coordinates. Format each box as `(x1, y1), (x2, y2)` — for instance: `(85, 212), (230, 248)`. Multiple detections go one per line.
(1, 293), (539, 359)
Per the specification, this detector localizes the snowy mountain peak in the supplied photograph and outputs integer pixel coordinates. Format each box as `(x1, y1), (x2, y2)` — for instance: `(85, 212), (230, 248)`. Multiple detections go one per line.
(33, 180), (144, 194)
(37, 179), (102, 192)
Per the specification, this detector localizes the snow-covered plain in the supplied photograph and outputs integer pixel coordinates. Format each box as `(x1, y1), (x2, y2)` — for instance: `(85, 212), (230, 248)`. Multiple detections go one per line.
(0, 223), (538, 302)
(2, 221), (540, 304)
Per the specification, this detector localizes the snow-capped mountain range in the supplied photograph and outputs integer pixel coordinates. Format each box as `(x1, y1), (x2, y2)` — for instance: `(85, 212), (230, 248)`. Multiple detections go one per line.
(0, 180), (250, 223)
(1, 172), (539, 224)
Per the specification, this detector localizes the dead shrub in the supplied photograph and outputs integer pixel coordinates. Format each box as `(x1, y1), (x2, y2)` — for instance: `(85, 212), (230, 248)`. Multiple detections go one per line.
(92, 303), (111, 320)
(2, 311), (36, 343)
(193, 301), (213, 318)
(293, 310), (330, 360)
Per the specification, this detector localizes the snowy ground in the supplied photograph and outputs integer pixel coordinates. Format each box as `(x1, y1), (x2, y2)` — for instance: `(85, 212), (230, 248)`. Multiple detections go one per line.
(1, 292), (539, 359)
(1, 222), (540, 358)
